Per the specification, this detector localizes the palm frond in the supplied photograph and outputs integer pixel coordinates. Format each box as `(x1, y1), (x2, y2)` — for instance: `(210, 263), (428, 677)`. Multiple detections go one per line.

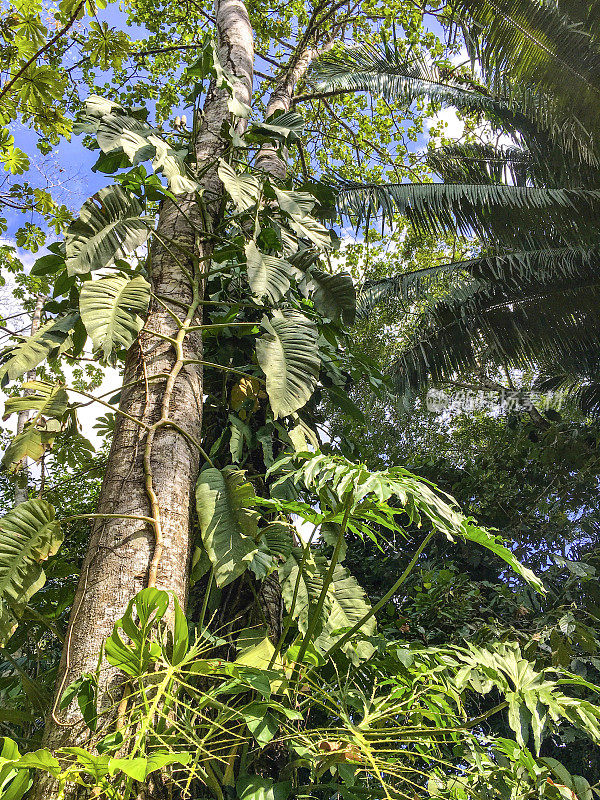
(454, 0), (600, 137)
(535, 372), (600, 415)
(337, 180), (600, 245)
(358, 245), (600, 316)
(427, 142), (533, 185)
(311, 40), (499, 113)
(456, 0), (600, 88)
(393, 280), (600, 395)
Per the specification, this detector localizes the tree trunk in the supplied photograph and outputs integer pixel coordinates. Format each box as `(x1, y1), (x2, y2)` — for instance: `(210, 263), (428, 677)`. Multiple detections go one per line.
(255, 45), (332, 179)
(35, 2), (253, 795)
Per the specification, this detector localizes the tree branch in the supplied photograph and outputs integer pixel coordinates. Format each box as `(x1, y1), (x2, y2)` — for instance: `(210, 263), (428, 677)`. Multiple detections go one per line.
(0, 1), (84, 102)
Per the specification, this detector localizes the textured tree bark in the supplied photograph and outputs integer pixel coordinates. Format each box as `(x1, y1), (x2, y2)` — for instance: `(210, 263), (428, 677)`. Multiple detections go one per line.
(35, 2), (253, 797)
(255, 45), (332, 180)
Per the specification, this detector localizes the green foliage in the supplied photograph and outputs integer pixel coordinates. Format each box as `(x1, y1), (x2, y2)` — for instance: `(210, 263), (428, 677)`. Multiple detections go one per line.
(0, 500), (62, 644)
(315, 21), (600, 406)
(65, 186), (150, 276)
(79, 274), (150, 362)
(2, 2), (598, 798)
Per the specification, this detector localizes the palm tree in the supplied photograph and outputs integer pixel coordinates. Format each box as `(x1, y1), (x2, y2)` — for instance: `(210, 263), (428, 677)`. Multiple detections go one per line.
(310, 0), (600, 411)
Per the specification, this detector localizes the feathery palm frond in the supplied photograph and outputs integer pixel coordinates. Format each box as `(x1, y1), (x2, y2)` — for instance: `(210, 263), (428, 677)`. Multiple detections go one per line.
(337, 180), (600, 246)
(534, 372), (600, 415)
(454, 0), (600, 109)
(316, 16), (600, 412)
(312, 37), (600, 167)
(394, 281), (600, 396)
(427, 142), (533, 185)
(357, 246), (600, 316)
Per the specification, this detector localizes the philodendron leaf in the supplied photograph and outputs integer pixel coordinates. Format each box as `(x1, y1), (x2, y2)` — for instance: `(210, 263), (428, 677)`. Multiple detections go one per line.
(3, 381), (69, 423)
(195, 467), (259, 588)
(0, 313), (79, 386)
(314, 563), (375, 664)
(2, 382), (69, 471)
(96, 114), (198, 194)
(279, 547), (332, 640)
(2, 421), (62, 471)
(461, 522), (545, 594)
(309, 268), (356, 324)
(65, 185), (150, 275)
(0, 500), (63, 644)
(249, 110), (304, 144)
(273, 187), (316, 217)
(288, 214), (332, 250)
(256, 310), (320, 418)
(245, 241), (296, 303)
(218, 160), (260, 211)
(79, 274), (150, 361)
(279, 547), (374, 663)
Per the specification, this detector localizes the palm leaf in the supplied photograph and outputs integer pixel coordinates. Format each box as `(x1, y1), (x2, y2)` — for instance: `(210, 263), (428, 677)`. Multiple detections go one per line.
(312, 33), (600, 167)
(336, 180), (600, 246)
(394, 281), (600, 395)
(358, 245), (600, 315)
(454, 0), (600, 110)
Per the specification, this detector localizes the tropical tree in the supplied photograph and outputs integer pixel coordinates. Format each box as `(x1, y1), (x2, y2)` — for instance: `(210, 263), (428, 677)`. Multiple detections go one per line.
(2, 2), (600, 800)
(311, 0), (600, 411)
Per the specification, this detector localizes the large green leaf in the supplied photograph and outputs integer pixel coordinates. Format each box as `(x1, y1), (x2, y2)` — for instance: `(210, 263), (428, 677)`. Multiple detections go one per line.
(273, 187), (316, 217)
(109, 752), (191, 781)
(218, 160), (261, 211)
(1, 424), (60, 472)
(245, 241), (295, 303)
(279, 547), (331, 644)
(65, 185), (150, 275)
(249, 111), (304, 144)
(195, 468), (259, 588)
(3, 381), (68, 422)
(0, 314), (78, 386)
(279, 548), (374, 664)
(314, 563), (375, 664)
(2, 382), (69, 471)
(256, 311), (320, 418)
(79, 274), (150, 361)
(287, 214), (332, 250)
(309, 268), (356, 324)
(104, 588), (169, 677)
(0, 501), (63, 644)
(97, 114), (198, 194)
